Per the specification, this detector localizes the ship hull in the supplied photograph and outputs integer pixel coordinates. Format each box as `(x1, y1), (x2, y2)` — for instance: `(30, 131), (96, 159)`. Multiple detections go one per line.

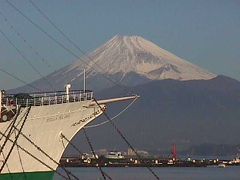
(0, 99), (104, 179)
(0, 171), (54, 180)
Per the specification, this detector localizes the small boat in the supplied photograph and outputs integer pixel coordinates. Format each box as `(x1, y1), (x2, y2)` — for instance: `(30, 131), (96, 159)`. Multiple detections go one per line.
(218, 163), (226, 168)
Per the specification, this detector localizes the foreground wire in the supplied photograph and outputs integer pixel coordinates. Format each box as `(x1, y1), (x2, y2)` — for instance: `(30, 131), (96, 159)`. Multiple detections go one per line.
(94, 98), (160, 180)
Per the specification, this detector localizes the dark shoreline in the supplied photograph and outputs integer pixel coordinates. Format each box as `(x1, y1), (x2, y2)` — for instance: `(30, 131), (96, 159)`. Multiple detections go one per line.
(60, 158), (240, 168)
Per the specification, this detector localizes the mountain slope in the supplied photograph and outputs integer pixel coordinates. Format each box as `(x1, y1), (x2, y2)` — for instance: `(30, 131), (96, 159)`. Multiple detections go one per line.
(72, 75), (240, 151)
(67, 35), (215, 81)
(10, 35), (216, 92)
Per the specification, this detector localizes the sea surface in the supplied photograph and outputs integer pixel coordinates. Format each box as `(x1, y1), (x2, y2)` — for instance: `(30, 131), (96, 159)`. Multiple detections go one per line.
(54, 166), (240, 180)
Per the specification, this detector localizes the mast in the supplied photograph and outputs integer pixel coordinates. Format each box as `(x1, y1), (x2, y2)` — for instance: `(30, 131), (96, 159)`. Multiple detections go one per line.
(83, 69), (86, 93)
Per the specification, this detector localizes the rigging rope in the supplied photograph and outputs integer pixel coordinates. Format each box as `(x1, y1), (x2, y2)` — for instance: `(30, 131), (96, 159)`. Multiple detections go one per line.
(83, 128), (111, 180)
(14, 130), (27, 180)
(0, 106), (31, 172)
(60, 133), (83, 155)
(0, 2), (151, 179)
(2, 0), (137, 95)
(0, 106), (23, 140)
(0, 131), (69, 180)
(13, 127), (80, 180)
(0, 106), (21, 154)
(93, 98), (160, 180)
(0, 26), (54, 91)
(0, 10), (52, 70)
(6, 0), (132, 93)
(0, 115), (15, 142)
(0, 68), (41, 92)
(85, 96), (138, 128)
(61, 132), (113, 180)
(1, 152), (11, 177)
(0, 107), (76, 179)
(28, 0), (85, 55)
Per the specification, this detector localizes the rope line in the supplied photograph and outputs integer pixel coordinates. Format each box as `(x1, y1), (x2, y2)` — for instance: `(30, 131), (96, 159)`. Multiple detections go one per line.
(0, 106), (72, 179)
(0, 26), (54, 91)
(6, 0), (132, 93)
(0, 2), (146, 179)
(13, 127), (80, 180)
(0, 10), (52, 70)
(1, 0), (136, 98)
(83, 128), (108, 180)
(60, 133), (83, 155)
(85, 96), (138, 128)
(1, 152), (12, 178)
(0, 106), (22, 155)
(0, 106), (31, 172)
(28, 0), (85, 55)
(14, 130), (27, 180)
(0, 107), (73, 179)
(0, 68), (41, 92)
(0, 131), (69, 180)
(93, 98), (160, 180)
(0, 116), (15, 142)
(61, 132), (112, 180)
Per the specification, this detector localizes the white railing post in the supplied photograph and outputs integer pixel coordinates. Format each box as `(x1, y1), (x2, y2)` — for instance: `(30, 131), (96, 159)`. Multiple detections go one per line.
(65, 84), (71, 102)
(55, 93), (57, 104)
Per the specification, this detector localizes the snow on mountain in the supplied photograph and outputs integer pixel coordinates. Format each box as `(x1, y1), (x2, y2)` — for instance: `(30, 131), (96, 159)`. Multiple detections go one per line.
(65, 35), (216, 81)
(11, 35), (217, 92)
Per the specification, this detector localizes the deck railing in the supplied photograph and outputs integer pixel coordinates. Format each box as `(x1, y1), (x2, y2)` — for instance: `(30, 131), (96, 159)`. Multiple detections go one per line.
(2, 90), (93, 107)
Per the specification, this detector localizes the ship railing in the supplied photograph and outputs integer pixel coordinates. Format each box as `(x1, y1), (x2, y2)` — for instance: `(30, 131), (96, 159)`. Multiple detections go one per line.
(1, 90), (93, 107)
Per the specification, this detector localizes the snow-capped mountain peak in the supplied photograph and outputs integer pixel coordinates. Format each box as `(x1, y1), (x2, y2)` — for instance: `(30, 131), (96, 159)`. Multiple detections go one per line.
(67, 35), (216, 81)
(11, 35), (219, 92)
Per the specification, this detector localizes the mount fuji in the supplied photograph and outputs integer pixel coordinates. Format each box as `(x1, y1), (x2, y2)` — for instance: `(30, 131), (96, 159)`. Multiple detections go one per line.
(12, 35), (216, 92)
(66, 35), (215, 81)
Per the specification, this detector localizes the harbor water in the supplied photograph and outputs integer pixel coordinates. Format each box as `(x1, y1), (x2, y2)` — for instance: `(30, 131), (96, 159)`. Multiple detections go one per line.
(54, 166), (240, 180)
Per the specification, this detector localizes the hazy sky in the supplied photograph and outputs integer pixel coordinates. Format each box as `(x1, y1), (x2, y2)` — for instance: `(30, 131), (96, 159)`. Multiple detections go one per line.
(0, 0), (239, 89)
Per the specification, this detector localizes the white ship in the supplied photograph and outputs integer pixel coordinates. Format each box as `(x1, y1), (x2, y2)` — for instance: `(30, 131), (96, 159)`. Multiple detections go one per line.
(0, 86), (138, 179)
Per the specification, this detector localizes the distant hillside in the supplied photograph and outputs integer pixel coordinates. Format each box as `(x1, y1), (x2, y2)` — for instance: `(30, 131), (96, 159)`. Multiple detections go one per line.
(182, 143), (240, 157)
(71, 75), (240, 151)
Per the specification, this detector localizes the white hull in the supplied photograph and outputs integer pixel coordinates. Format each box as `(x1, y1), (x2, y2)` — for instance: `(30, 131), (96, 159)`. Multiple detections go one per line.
(0, 99), (104, 174)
